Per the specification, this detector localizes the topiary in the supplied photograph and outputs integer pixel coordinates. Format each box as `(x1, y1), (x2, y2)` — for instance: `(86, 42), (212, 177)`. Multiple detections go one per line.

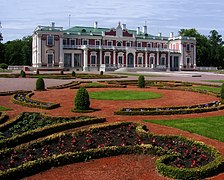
(20, 70), (26, 78)
(0, 63), (8, 69)
(221, 83), (224, 103)
(100, 71), (103, 75)
(36, 70), (39, 75)
(60, 70), (64, 75)
(72, 71), (76, 77)
(75, 87), (90, 110)
(36, 78), (45, 91)
(138, 75), (145, 88)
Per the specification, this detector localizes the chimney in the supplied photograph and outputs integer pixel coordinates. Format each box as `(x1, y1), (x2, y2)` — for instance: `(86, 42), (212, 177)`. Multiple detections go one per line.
(142, 25), (147, 34)
(94, 21), (98, 29)
(51, 22), (55, 28)
(158, 32), (162, 37)
(122, 24), (126, 30)
(136, 27), (140, 35)
(169, 32), (174, 38)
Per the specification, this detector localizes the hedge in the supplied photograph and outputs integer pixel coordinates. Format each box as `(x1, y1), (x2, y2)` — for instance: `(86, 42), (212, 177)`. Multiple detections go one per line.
(11, 92), (60, 109)
(47, 81), (80, 89)
(0, 112), (8, 124)
(0, 90), (31, 96)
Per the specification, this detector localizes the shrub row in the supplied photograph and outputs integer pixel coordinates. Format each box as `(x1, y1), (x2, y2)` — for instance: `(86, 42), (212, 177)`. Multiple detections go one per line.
(0, 112), (106, 149)
(0, 112), (8, 124)
(0, 122), (223, 180)
(0, 90), (31, 96)
(11, 92), (60, 109)
(47, 81), (81, 89)
(115, 104), (224, 116)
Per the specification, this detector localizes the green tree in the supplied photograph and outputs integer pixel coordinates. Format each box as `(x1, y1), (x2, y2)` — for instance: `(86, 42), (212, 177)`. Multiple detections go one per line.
(138, 75), (145, 88)
(221, 83), (224, 102)
(0, 43), (5, 64)
(75, 87), (90, 110)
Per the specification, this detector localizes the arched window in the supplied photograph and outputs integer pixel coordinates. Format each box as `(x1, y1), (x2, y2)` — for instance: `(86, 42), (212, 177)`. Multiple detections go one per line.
(117, 41), (122, 46)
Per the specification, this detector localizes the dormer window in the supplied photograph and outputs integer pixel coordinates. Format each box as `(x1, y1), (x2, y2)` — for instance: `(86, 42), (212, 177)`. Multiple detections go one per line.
(47, 35), (54, 46)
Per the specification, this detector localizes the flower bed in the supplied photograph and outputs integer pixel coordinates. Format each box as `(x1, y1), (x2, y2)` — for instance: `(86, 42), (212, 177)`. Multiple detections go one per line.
(0, 112), (106, 149)
(115, 100), (224, 115)
(11, 92), (60, 109)
(47, 81), (81, 89)
(0, 122), (223, 179)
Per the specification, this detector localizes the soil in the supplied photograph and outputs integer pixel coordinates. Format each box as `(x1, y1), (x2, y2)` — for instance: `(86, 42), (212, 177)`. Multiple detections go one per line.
(1, 87), (224, 180)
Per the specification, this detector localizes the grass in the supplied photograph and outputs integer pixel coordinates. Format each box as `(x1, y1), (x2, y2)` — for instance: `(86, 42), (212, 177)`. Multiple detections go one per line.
(204, 80), (224, 83)
(144, 116), (224, 142)
(0, 106), (12, 111)
(190, 85), (221, 93)
(89, 90), (162, 100)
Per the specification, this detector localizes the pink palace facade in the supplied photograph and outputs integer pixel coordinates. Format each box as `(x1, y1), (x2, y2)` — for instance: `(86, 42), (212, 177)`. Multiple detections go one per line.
(32, 22), (196, 71)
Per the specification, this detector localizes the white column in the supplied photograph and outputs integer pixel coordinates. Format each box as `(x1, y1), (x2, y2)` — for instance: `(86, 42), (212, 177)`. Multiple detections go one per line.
(59, 37), (64, 67)
(37, 35), (42, 66)
(157, 52), (159, 65)
(180, 43), (184, 68)
(100, 49), (102, 66)
(113, 50), (116, 66)
(167, 51), (170, 71)
(72, 53), (74, 67)
(145, 51), (148, 67)
(83, 48), (88, 71)
(193, 45), (196, 67)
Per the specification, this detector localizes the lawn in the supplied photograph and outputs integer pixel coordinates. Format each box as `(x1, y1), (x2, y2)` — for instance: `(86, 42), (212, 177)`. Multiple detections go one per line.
(89, 90), (162, 100)
(112, 72), (165, 77)
(204, 80), (224, 83)
(190, 85), (221, 93)
(144, 116), (224, 142)
(0, 106), (12, 111)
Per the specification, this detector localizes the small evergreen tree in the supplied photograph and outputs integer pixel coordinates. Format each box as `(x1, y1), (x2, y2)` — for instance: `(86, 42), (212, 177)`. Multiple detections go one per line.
(221, 83), (224, 103)
(36, 78), (45, 91)
(75, 87), (90, 110)
(20, 70), (26, 78)
(100, 71), (103, 75)
(60, 70), (64, 75)
(72, 71), (76, 77)
(138, 75), (145, 88)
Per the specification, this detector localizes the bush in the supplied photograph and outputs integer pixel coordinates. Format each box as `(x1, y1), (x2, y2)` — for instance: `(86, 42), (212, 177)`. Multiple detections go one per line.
(75, 87), (90, 110)
(100, 71), (103, 75)
(20, 70), (26, 78)
(72, 71), (76, 77)
(36, 70), (39, 75)
(221, 83), (224, 102)
(36, 78), (45, 91)
(60, 70), (64, 75)
(0, 63), (8, 69)
(138, 75), (145, 88)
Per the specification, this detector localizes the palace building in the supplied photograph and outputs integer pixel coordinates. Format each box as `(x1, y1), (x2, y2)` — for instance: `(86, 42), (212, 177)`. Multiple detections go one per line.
(32, 22), (196, 71)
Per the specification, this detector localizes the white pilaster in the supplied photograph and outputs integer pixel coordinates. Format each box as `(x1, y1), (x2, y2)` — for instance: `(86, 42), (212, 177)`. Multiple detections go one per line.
(180, 43), (184, 68)
(193, 45), (196, 67)
(145, 51), (148, 67)
(167, 51), (170, 71)
(72, 53), (74, 67)
(37, 35), (42, 66)
(100, 49), (102, 66)
(59, 37), (64, 67)
(83, 48), (88, 71)
(157, 52), (159, 65)
(113, 50), (116, 66)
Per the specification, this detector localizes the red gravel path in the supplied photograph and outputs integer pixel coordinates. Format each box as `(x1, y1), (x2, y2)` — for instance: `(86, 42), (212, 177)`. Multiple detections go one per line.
(1, 87), (224, 180)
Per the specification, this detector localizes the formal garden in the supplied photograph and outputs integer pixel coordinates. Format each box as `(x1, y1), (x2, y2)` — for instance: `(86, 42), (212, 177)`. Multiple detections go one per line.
(0, 75), (224, 179)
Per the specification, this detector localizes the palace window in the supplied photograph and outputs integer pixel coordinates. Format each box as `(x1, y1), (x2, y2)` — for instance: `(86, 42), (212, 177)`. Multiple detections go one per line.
(150, 57), (154, 64)
(118, 56), (123, 64)
(96, 40), (100, 46)
(126, 42), (131, 47)
(47, 35), (54, 46)
(117, 41), (122, 46)
(71, 39), (75, 45)
(138, 57), (143, 64)
(186, 44), (191, 51)
(159, 57), (165, 65)
(74, 54), (82, 67)
(108, 41), (112, 47)
(187, 57), (190, 64)
(137, 42), (141, 47)
(105, 56), (110, 65)
(48, 54), (53, 64)
(63, 39), (67, 45)
(147, 43), (151, 48)
(83, 40), (88, 45)
(91, 55), (96, 64)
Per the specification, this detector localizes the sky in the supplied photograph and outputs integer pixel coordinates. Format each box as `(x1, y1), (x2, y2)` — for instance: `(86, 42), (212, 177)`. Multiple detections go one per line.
(1, 0), (224, 42)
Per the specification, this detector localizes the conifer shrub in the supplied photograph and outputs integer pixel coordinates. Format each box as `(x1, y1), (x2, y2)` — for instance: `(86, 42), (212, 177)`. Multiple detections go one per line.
(221, 83), (224, 103)
(20, 70), (26, 78)
(100, 71), (104, 75)
(72, 71), (76, 77)
(36, 70), (39, 75)
(75, 87), (90, 110)
(138, 75), (145, 88)
(60, 70), (64, 75)
(36, 78), (45, 91)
